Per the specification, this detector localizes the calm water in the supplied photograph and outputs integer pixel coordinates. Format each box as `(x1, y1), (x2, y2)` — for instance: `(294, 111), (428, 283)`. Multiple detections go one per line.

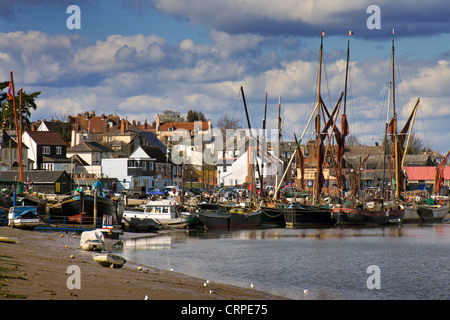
(113, 223), (450, 300)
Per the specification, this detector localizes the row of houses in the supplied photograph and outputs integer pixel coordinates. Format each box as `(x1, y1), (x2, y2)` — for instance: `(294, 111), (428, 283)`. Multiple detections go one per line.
(0, 110), (448, 196)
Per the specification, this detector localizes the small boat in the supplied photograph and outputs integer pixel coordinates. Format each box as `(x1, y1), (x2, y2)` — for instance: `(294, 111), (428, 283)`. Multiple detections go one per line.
(122, 199), (189, 230)
(203, 206), (261, 230)
(8, 206), (40, 229)
(93, 251), (126, 268)
(403, 204), (449, 223)
(80, 230), (105, 251)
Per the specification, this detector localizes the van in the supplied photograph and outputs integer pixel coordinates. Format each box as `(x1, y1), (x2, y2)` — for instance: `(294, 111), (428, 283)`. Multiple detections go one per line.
(164, 186), (180, 197)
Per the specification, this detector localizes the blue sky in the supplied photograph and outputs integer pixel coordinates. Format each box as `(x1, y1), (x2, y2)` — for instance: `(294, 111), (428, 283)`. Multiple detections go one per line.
(1, 0), (450, 154)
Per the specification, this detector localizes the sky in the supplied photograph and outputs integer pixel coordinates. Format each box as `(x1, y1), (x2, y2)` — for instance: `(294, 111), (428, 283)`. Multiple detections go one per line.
(1, 0), (450, 154)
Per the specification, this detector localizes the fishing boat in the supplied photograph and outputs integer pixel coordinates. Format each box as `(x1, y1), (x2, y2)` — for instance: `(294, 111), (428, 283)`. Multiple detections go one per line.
(93, 251), (126, 268)
(60, 181), (124, 226)
(122, 199), (190, 230)
(7, 206), (40, 229)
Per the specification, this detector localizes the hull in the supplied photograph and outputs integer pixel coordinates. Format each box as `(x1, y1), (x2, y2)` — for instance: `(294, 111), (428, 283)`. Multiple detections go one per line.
(60, 195), (124, 225)
(122, 200), (190, 230)
(333, 206), (404, 226)
(203, 209), (261, 230)
(259, 206), (286, 225)
(8, 206), (40, 229)
(403, 205), (449, 223)
(93, 253), (126, 268)
(284, 205), (335, 228)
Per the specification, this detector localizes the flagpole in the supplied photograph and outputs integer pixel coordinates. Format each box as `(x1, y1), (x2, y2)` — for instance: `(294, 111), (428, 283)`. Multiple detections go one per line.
(10, 71), (24, 191)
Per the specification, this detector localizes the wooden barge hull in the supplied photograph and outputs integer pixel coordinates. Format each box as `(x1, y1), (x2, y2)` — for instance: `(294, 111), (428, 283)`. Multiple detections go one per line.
(333, 207), (404, 226)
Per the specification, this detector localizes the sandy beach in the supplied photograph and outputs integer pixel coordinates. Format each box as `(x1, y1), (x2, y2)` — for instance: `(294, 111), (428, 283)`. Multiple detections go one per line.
(0, 227), (286, 300)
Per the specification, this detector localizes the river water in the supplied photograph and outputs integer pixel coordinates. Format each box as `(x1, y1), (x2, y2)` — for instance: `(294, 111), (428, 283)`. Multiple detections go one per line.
(113, 223), (450, 300)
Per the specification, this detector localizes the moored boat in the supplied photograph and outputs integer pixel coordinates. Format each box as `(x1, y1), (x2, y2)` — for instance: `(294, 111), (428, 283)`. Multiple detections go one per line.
(259, 205), (286, 225)
(122, 199), (190, 230)
(403, 204), (449, 223)
(7, 206), (40, 229)
(332, 205), (404, 226)
(60, 183), (124, 226)
(203, 206), (261, 230)
(284, 204), (335, 228)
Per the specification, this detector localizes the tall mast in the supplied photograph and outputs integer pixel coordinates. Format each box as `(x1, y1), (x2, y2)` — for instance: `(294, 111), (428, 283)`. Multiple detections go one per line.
(240, 86), (264, 198)
(260, 92), (267, 197)
(343, 34), (350, 114)
(276, 96), (281, 191)
(314, 32), (324, 201)
(10, 71), (24, 192)
(391, 30), (400, 200)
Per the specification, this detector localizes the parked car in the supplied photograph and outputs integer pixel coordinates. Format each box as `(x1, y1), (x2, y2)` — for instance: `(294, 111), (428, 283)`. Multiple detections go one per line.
(121, 186), (147, 199)
(147, 188), (166, 199)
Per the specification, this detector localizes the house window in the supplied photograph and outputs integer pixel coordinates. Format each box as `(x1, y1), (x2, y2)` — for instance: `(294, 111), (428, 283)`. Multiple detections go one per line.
(42, 146), (50, 154)
(56, 146), (62, 155)
(143, 161), (147, 171)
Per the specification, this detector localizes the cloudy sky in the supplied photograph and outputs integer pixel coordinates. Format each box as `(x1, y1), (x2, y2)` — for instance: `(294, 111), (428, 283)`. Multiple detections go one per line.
(1, 0), (450, 154)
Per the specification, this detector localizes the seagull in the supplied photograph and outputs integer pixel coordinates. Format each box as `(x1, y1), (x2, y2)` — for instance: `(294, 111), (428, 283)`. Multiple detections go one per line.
(250, 283), (255, 289)
(304, 289), (309, 294)
(144, 295), (149, 300)
(209, 289), (215, 294)
(169, 268), (174, 272)
(203, 282), (209, 287)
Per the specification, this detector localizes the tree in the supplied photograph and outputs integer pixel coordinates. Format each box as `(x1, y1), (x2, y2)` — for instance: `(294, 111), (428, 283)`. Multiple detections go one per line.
(216, 114), (241, 138)
(159, 110), (185, 123)
(187, 110), (206, 122)
(0, 81), (40, 131)
(346, 135), (362, 146)
(405, 133), (430, 154)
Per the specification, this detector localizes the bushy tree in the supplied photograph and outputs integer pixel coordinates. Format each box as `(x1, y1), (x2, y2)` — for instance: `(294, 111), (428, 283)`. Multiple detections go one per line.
(0, 81), (40, 131)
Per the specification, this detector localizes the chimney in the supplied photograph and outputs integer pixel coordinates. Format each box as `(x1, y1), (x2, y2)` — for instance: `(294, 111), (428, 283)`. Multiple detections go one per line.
(121, 119), (125, 133)
(156, 114), (160, 131)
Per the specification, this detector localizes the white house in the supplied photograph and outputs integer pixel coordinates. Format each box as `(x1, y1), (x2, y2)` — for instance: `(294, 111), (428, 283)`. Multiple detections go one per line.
(67, 141), (113, 177)
(101, 158), (131, 191)
(219, 146), (283, 187)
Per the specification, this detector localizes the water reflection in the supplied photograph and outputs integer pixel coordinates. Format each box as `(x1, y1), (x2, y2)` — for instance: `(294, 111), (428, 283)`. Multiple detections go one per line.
(116, 224), (448, 251)
(114, 223), (450, 300)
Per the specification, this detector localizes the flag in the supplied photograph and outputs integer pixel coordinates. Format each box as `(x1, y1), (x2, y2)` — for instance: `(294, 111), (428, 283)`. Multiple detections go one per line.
(321, 30), (325, 37)
(7, 81), (13, 100)
(349, 30), (354, 36)
(392, 28), (395, 35)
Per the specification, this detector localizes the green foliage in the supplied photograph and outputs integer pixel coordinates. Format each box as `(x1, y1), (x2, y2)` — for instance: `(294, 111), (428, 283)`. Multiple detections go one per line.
(0, 81), (40, 131)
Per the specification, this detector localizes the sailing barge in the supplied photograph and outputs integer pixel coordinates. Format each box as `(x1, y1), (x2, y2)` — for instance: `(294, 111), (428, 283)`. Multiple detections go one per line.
(60, 182), (124, 225)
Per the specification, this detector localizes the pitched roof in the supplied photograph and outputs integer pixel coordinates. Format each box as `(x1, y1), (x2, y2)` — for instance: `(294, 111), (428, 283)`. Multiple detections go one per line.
(139, 145), (171, 163)
(26, 131), (68, 146)
(68, 141), (113, 153)
(0, 170), (70, 183)
(159, 121), (209, 132)
(403, 166), (450, 181)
